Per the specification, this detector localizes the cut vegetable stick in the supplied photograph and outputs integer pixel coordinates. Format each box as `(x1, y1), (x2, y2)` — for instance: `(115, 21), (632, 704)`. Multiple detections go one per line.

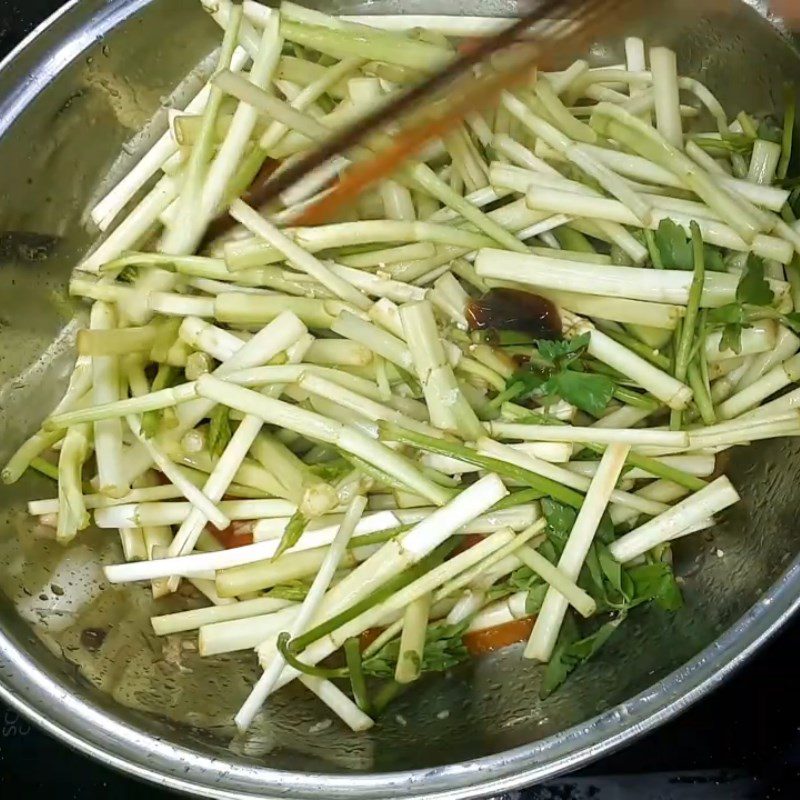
(567, 453), (715, 479)
(516, 543), (596, 618)
(217, 543), (378, 599)
(252, 510), (406, 541)
(395, 592), (431, 684)
(466, 591), (529, 632)
(590, 102), (762, 244)
(196, 375), (451, 505)
(199, 12), (282, 229)
(3, 356), (92, 485)
(609, 477), (739, 563)
(165, 322), (309, 584)
(523, 187), (791, 263)
(525, 443), (629, 661)
(738, 386), (800, 422)
(45, 383), (199, 429)
(477, 438), (667, 517)
(235, 496), (367, 732)
(95, 498), (297, 528)
(486, 419), (687, 447)
(400, 300), (483, 439)
(704, 321), (777, 363)
(201, 603), (302, 656)
(649, 47), (682, 148)
(299, 675), (374, 732)
(90, 302), (128, 498)
(717, 354), (800, 419)
(297, 372), (441, 438)
(56, 423), (92, 543)
(229, 200), (370, 309)
(393, 504), (539, 534)
(104, 509), (398, 583)
(28, 484), (190, 517)
(125, 414), (230, 532)
(563, 312), (692, 410)
(593, 405), (654, 429)
(475, 248), (790, 307)
(152, 596), (294, 636)
(736, 326), (800, 390)
(332, 311), (413, 370)
(265, 529), (515, 697)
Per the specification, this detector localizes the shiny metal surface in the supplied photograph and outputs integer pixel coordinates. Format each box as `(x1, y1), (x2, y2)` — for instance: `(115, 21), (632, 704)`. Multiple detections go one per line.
(1, 1), (800, 798)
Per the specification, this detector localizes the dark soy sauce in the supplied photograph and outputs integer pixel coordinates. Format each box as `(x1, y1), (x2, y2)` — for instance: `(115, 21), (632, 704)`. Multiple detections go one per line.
(466, 288), (562, 339)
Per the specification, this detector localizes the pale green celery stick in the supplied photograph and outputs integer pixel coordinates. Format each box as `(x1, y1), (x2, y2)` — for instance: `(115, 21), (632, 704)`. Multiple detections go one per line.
(408, 163), (527, 253)
(77, 326), (157, 357)
(57, 423), (93, 543)
(394, 592), (431, 684)
(161, 3), (243, 255)
(215, 294), (356, 329)
(670, 222), (705, 430)
(535, 79), (597, 143)
(400, 301), (484, 440)
(589, 103), (762, 243)
(279, 19), (451, 72)
(250, 431), (337, 518)
(2, 356), (92, 484)
(196, 375), (452, 506)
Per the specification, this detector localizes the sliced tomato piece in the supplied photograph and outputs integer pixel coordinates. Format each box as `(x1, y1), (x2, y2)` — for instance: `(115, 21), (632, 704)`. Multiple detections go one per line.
(208, 520), (254, 549)
(457, 37), (483, 55)
(359, 627), (385, 652)
(454, 533), (485, 555)
(463, 616), (535, 656)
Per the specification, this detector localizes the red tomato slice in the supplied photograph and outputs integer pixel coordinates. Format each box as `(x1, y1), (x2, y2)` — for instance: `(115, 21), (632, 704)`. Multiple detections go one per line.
(454, 534), (485, 555)
(462, 616), (535, 656)
(208, 520), (254, 549)
(359, 628), (385, 651)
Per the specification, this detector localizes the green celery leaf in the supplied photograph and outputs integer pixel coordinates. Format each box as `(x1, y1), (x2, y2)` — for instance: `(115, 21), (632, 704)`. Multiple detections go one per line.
(541, 498), (577, 541)
(597, 543), (634, 608)
(708, 303), (750, 355)
(703, 245), (726, 272)
(525, 582), (549, 615)
(595, 512), (616, 545)
(651, 219), (726, 273)
(542, 370), (615, 416)
(757, 117), (783, 144)
(719, 323), (745, 355)
(507, 369), (548, 402)
(654, 218), (694, 270)
(486, 562), (544, 602)
(207, 406), (232, 459)
(708, 304), (747, 325)
(627, 562), (684, 611)
(362, 620), (469, 678)
(540, 612), (626, 699)
(536, 332), (590, 366)
(736, 253), (774, 306)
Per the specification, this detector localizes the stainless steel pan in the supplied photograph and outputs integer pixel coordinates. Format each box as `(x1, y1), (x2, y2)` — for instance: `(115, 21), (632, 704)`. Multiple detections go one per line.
(1, 1), (799, 798)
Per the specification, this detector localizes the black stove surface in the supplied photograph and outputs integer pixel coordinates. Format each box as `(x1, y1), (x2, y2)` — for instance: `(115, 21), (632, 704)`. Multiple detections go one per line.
(0, 2), (799, 798)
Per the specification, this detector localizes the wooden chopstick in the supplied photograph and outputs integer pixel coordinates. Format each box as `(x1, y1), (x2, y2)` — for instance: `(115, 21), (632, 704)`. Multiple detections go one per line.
(251, 0), (644, 224)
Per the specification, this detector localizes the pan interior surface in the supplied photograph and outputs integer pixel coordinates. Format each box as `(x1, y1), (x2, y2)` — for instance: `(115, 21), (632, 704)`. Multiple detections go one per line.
(0, 1), (799, 797)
